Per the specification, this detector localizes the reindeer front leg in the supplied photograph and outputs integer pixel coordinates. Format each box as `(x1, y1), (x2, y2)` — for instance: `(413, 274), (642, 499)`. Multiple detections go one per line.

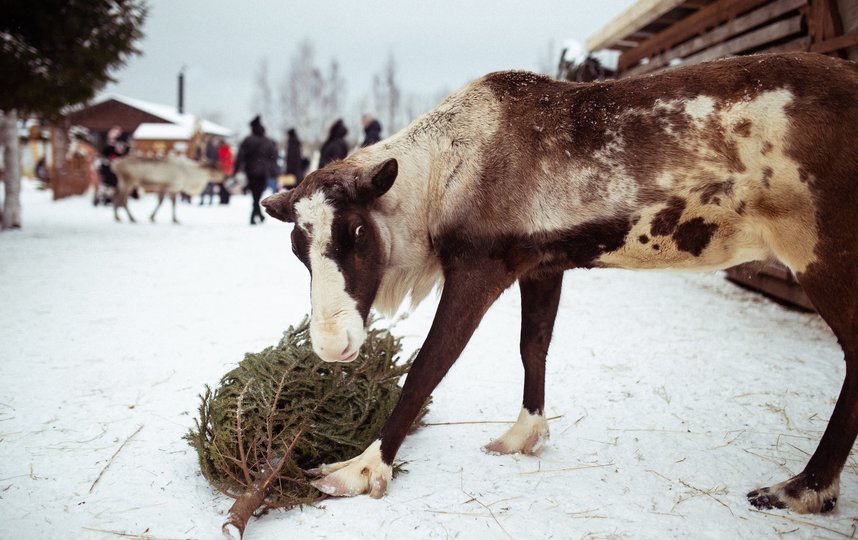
(310, 260), (517, 498)
(113, 181), (135, 223)
(484, 271), (562, 455)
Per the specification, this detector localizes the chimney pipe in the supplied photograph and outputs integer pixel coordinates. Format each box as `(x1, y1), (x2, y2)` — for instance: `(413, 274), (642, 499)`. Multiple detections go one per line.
(178, 66), (186, 114)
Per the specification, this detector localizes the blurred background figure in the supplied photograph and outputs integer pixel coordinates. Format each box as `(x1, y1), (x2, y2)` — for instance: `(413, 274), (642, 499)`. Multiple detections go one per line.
(318, 119), (348, 169)
(199, 136), (220, 205)
(97, 125), (129, 205)
(284, 128), (305, 189)
(217, 138), (234, 205)
(233, 115), (278, 225)
(360, 114), (382, 147)
(266, 142), (282, 196)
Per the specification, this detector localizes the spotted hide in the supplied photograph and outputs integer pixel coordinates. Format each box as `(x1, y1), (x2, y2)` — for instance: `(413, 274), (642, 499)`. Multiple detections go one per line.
(263, 53), (858, 514)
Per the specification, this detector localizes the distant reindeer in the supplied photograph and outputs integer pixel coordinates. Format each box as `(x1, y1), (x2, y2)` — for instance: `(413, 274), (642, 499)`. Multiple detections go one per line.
(111, 154), (219, 224)
(263, 53), (858, 514)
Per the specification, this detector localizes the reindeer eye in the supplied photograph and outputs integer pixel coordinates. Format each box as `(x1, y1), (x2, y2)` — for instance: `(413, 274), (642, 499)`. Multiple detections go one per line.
(354, 225), (364, 239)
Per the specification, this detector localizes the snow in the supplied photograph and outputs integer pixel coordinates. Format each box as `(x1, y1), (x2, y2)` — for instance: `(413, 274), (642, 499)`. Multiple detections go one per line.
(132, 122), (196, 141)
(2, 180), (856, 539)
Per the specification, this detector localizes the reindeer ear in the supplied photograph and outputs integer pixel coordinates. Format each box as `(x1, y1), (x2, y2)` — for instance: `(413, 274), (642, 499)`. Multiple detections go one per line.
(262, 191), (296, 222)
(358, 158), (398, 201)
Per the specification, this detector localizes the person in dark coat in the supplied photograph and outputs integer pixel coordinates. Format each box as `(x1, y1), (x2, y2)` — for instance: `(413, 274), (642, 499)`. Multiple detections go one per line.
(284, 128), (305, 187)
(360, 114), (382, 147)
(233, 115), (279, 225)
(318, 119), (348, 169)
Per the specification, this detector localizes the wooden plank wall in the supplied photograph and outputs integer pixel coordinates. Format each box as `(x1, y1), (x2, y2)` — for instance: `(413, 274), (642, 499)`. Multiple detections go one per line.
(616, 0), (858, 76)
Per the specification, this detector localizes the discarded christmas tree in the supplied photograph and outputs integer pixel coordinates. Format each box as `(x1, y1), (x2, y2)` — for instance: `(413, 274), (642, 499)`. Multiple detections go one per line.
(186, 317), (425, 537)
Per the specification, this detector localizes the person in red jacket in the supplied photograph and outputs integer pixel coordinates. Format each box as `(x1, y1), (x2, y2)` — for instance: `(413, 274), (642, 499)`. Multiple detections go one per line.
(217, 139), (234, 205)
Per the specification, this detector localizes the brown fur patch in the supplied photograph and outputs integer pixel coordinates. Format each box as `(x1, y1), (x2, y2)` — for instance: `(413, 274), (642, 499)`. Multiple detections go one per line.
(733, 118), (753, 137)
(695, 179), (735, 205)
(761, 167), (773, 188)
(673, 218), (718, 256)
(650, 197), (686, 236)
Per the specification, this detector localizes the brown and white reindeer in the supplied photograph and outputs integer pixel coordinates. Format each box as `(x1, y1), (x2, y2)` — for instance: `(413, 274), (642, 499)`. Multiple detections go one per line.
(262, 52), (858, 513)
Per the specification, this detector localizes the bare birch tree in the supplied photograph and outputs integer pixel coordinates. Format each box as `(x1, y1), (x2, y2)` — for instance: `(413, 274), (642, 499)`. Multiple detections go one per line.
(371, 54), (402, 135)
(322, 58), (347, 137)
(1, 110), (22, 229)
(538, 38), (558, 77)
(252, 58), (274, 132)
(278, 40), (325, 147)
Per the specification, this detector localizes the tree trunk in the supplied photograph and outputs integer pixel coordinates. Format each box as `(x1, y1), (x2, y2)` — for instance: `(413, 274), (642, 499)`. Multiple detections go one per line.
(1, 109), (22, 230)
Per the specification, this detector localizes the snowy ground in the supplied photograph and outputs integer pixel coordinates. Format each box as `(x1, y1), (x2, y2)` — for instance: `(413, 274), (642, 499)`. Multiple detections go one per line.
(1, 180), (856, 539)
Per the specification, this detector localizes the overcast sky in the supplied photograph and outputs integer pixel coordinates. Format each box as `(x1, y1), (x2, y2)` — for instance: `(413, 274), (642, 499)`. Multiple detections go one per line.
(101, 0), (635, 138)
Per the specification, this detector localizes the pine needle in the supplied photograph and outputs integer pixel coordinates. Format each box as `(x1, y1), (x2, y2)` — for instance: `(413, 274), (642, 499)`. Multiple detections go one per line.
(89, 425), (143, 494)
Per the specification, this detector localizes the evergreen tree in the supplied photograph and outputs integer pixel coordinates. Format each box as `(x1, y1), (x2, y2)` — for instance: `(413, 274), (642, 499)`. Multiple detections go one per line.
(1, 0), (147, 118)
(0, 0), (147, 229)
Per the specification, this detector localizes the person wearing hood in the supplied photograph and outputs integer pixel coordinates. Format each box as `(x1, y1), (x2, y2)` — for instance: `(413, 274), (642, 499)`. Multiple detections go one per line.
(360, 114), (382, 147)
(233, 115), (279, 225)
(318, 119), (349, 169)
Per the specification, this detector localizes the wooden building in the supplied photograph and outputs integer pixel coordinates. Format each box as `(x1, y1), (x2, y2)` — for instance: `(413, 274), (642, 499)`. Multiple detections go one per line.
(66, 94), (232, 150)
(52, 95), (232, 199)
(585, 0), (857, 311)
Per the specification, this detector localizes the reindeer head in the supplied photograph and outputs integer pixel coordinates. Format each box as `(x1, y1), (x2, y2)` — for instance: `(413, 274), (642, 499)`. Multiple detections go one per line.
(262, 158), (398, 363)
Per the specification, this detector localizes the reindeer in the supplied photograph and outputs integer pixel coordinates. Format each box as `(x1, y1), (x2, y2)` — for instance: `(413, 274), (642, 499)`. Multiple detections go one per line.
(262, 53), (858, 513)
(111, 154), (219, 224)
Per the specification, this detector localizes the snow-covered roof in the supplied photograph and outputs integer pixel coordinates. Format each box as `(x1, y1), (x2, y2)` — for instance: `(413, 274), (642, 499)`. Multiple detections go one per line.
(92, 93), (233, 137)
(132, 122), (195, 141)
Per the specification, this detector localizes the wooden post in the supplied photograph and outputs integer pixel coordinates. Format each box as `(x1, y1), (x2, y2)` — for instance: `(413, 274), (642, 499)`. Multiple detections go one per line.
(808, 0), (848, 57)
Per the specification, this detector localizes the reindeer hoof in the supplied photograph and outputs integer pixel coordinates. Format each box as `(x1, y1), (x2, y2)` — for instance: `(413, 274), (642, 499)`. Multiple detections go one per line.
(309, 440), (392, 499)
(748, 475), (839, 514)
(482, 408), (549, 456)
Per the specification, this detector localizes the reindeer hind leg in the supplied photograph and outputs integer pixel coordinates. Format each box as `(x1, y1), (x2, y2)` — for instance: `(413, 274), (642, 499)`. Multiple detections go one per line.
(150, 188), (166, 223)
(170, 192), (179, 224)
(748, 229), (858, 513)
(484, 271), (562, 456)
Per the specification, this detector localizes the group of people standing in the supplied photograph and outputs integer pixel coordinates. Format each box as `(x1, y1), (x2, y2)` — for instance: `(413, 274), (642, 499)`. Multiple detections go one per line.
(233, 114), (383, 225)
(318, 114), (382, 169)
